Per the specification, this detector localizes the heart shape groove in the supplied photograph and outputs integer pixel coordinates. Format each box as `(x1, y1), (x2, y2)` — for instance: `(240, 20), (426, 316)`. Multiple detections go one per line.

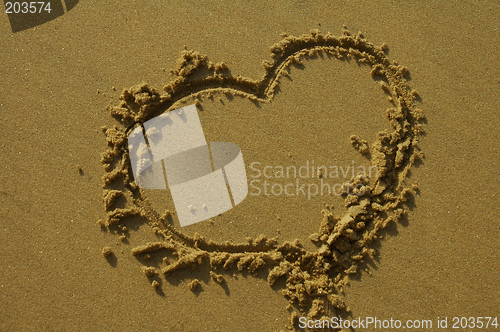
(99, 27), (425, 323)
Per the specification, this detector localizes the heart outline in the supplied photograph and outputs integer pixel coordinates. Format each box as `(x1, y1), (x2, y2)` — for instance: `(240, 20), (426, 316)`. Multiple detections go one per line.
(99, 27), (425, 323)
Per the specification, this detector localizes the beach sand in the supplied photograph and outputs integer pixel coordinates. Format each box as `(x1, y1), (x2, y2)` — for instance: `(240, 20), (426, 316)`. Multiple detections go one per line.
(0, 1), (498, 331)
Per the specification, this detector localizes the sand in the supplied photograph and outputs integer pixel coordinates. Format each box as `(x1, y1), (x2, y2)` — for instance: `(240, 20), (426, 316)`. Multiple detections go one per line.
(0, 1), (498, 331)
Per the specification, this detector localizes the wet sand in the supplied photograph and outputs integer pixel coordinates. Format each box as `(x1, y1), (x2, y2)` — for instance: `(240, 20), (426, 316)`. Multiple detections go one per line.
(0, 1), (498, 331)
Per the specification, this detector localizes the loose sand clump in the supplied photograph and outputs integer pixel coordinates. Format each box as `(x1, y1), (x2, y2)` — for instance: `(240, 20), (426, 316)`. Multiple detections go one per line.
(188, 279), (200, 291)
(101, 246), (113, 257)
(210, 271), (225, 284)
(141, 266), (158, 277)
(350, 135), (370, 154)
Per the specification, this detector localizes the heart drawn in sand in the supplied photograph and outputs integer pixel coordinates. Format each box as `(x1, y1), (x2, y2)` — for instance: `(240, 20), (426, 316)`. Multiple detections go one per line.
(99, 27), (425, 324)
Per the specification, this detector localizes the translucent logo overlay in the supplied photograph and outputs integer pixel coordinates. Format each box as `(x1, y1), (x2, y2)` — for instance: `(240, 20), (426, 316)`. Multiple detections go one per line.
(127, 104), (248, 227)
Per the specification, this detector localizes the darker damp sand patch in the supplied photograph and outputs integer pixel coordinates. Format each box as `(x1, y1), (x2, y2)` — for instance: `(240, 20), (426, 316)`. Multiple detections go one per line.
(97, 27), (425, 328)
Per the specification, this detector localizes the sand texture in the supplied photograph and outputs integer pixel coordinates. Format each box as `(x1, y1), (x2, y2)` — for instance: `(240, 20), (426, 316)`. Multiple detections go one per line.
(1, 1), (498, 331)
